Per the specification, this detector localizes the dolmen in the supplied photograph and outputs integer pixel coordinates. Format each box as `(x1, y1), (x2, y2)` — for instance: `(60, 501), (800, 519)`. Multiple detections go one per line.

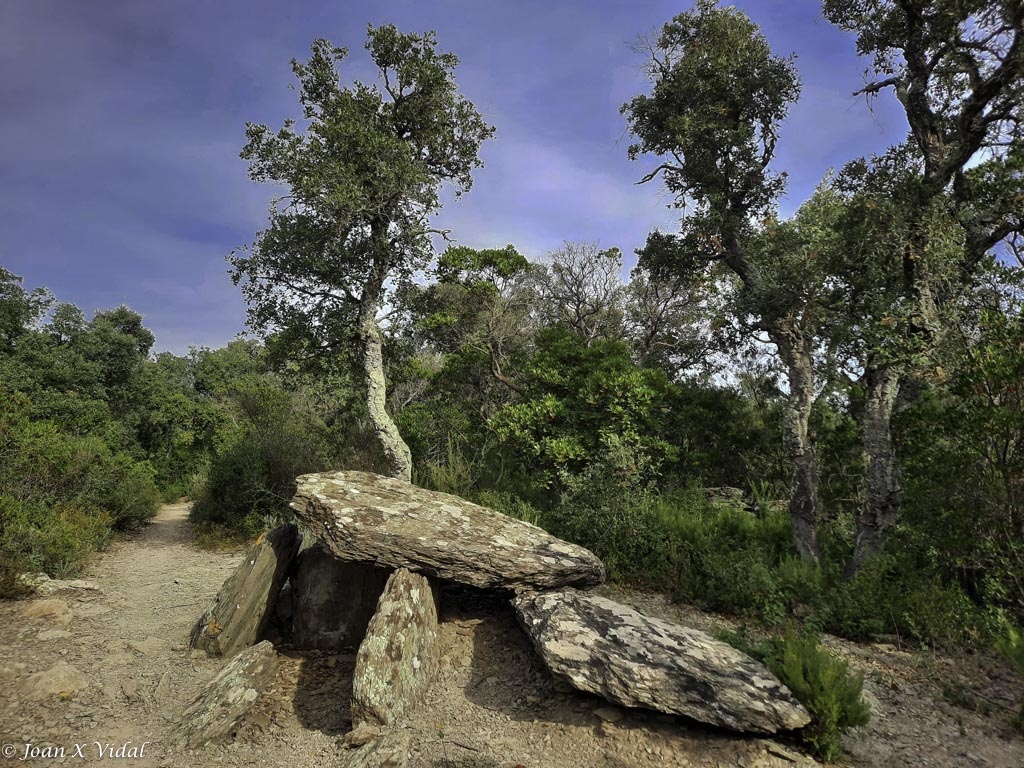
(184, 470), (810, 758)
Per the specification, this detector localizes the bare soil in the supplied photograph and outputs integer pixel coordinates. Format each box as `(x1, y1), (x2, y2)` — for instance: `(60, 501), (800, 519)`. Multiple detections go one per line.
(1, 504), (1022, 767)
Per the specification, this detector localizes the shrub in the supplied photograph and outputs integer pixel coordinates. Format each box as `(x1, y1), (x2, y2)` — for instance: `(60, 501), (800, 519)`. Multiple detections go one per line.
(0, 495), (113, 581)
(996, 620), (1024, 733)
(546, 445), (675, 584)
(766, 629), (871, 761)
(721, 628), (868, 761)
(190, 380), (335, 537)
(717, 627), (871, 760)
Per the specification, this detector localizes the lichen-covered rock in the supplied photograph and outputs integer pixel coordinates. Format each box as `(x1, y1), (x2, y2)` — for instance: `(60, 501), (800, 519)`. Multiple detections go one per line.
(290, 471), (604, 590)
(341, 730), (411, 768)
(514, 589), (811, 734)
(177, 641), (278, 748)
(189, 523), (299, 657)
(351, 568), (439, 727)
(292, 543), (391, 650)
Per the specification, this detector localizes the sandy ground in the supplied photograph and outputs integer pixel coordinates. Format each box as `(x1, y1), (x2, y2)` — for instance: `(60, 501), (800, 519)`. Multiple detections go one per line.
(1, 503), (1022, 767)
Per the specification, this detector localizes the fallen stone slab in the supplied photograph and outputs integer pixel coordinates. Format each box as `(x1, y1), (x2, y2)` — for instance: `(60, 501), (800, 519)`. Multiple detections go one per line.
(292, 543), (391, 650)
(177, 640), (279, 749)
(189, 523), (299, 657)
(513, 589), (810, 734)
(291, 471), (605, 590)
(351, 568), (439, 727)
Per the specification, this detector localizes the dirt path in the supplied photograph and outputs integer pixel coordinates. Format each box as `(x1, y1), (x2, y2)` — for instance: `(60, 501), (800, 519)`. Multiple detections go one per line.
(1, 505), (1023, 767)
(0, 503), (246, 767)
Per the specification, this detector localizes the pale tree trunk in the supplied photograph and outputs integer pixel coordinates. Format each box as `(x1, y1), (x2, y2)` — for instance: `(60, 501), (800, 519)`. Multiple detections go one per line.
(771, 326), (823, 564)
(357, 250), (413, 483)
(847, 363), (902, 577)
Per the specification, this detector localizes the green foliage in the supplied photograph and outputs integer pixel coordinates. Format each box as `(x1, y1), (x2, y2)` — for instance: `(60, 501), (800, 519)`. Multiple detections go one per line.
(493, 327), (676, 489)
(896, 281), (1024, 623)
(717, 627), (871, 760)
(548, 444), (674, 583)
(189, 375), (338, 537)
(996, 619), (1024, 732)
(820, 545), (992, 649)
(622, 0), (800, 220)
(0, 390), (159, 593)
(663, 494), (803, 621)
(767, 630), (871, 761)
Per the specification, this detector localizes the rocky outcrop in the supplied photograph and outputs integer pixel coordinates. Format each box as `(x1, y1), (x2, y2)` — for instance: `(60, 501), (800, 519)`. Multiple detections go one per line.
(514, 589), (811, 734)
(177, 641), (279, 749)
(292, 543), (391, 651)
(351, 568), (439, 727)
(189, 523), (299, 657)
(290, 471), (605, 590)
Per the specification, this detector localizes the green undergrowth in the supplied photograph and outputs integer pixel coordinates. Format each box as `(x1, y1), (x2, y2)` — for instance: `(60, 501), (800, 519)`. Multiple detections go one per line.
(996, 620), (1024, 733)
(718, 626), (871, 761)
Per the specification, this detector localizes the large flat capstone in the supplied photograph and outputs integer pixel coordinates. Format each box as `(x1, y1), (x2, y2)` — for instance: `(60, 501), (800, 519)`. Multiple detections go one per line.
(290, 471), (605, 590)
(513, 589), (811, 734)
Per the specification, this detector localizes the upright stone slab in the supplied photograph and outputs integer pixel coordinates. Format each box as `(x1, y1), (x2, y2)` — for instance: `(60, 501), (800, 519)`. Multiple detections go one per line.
(292, 543), (391, 650)
(291, 471), (605, 590)
(189, 523), (300, 657)
(514, 589), (811, 734)
(351, 568), (439, 727)
(176, 641), (278, 749)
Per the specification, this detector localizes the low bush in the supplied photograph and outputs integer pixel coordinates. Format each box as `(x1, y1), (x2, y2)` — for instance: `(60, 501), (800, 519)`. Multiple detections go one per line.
(190, 380), (336, 538)
(767, 629), (871, 761)
(0, 394), (160, 592)
(996, 620), (1024, 732)
(0, 495), (113, 583)
(719, 627), (871, 761)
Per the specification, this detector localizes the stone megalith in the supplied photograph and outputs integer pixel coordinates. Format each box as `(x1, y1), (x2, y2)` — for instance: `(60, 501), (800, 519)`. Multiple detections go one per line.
(290, 471), (605, 590)
(514, 589), (811, 734)
(351, 568), (439, 727)
(176, 640), (278, 748)
(292, 543), (391, 650)
(189, 523), (299, 657)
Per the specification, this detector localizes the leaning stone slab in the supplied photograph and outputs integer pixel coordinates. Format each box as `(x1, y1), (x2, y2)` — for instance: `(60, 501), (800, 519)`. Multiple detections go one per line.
(189, 523), (299, 657)
(513, 589), (810, 734)
(351, 568), (439, 727)
(177, 641), (278, 749)
(291, 471), (605, 590)
(292, 543), (391, 650)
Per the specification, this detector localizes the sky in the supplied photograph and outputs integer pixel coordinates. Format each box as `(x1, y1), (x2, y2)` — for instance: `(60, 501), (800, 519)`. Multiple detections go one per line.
(0, 0), (910, 354)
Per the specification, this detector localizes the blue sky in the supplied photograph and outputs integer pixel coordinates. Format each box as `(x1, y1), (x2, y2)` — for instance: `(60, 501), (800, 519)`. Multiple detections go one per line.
(0, 1), (909, 354)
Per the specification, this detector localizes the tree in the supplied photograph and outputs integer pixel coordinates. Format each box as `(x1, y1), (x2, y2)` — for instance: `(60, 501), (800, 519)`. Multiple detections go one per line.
(230, 26), (494, 481)
(621, 1), (832, 562)
(625, 263), (723, 380)
(823, 0), (1024, 573)
(0, 267), (51, 353)
(528, 243), (627, 346)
